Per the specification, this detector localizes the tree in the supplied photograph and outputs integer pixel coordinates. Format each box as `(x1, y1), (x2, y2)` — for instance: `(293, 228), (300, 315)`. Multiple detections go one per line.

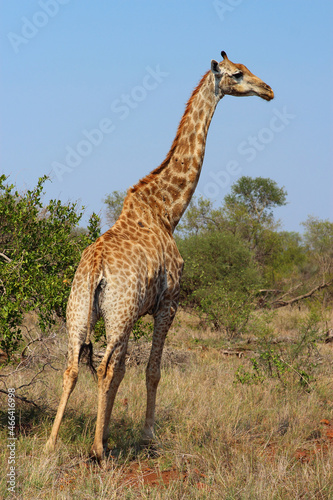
(178, 230), (261, 336)
(176, 196), (223, 236)
(302, 216), (333, 282)
(224, 176), (287, 227)
(264, 231), (305, 284)
(104, 190), (126, 227)
(260, 219), (333, 309)
(0, 175), (100, 360)
(223, 177), (287, 265)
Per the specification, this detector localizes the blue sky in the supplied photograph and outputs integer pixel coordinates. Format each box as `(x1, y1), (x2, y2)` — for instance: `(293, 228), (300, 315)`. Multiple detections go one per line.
(1, 1), (332, 233)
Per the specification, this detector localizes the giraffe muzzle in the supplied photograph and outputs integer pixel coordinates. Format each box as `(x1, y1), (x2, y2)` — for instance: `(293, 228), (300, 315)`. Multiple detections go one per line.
(260, 83), (274, 101)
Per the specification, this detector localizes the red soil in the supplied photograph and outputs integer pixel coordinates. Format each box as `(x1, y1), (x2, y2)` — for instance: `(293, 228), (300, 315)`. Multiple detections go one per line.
(294, 419), (333, 463)
(58, 420), (333, 492)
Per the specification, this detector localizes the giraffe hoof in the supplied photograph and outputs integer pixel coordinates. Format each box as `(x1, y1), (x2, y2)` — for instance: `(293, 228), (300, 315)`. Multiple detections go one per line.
(140, 435), (153, 446)
(89, 450), (102, 463)
(45, 438), (55, 453)
(142, 424), (155, 439)
(89, 445), (108, 465)
(141, 427), (157, 448)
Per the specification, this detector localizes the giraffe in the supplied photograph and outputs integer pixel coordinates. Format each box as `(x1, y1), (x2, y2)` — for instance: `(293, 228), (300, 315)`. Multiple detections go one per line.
(46, 51), (273, 461)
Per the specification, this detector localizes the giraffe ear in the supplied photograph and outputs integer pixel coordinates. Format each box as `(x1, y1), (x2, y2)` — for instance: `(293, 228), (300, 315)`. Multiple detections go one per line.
(211, 60), (221, 75)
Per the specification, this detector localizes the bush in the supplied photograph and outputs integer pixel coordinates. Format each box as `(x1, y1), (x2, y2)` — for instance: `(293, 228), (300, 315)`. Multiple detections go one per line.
(235, 311), (321, 389)
(178, 230), (262, 336)
(0, 175), (100, 360)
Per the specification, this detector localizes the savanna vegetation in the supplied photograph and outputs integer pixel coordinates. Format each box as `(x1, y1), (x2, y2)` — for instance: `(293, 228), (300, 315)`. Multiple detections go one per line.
(1, 174), (333, 498)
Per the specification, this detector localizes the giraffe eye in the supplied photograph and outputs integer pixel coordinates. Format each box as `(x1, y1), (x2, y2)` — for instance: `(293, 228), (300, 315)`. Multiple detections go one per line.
(233, 71), (243, 80)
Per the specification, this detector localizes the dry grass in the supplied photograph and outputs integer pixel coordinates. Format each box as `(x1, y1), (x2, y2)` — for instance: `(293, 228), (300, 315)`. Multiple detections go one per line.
(1, 307), (333, 499)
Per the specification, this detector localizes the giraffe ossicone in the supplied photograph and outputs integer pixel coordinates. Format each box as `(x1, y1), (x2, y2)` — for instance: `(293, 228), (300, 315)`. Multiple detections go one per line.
(45, 52), (273, 462)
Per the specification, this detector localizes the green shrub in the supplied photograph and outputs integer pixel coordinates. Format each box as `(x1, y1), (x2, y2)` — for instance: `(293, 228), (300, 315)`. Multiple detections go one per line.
(178, 230), (261, 337)
(132, 317), (154, 341)
(235, 311), (321, 389)
(0, 175), (100, 361)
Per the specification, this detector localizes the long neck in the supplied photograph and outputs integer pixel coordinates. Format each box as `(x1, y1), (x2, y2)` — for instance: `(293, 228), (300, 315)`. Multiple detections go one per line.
(125, 70), (219, 232)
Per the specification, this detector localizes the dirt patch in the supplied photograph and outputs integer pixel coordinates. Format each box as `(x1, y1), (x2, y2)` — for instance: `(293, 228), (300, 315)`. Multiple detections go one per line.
(120, 462), (185, 488)
(295, 419), (333, 463)
(57, 460), (212, 492)
(258, 419), (333, 465)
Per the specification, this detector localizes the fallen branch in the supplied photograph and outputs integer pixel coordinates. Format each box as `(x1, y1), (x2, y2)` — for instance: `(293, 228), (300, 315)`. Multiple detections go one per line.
(15, 362), (53, 390)
(0, 389), (40, 408)
(271, 283), (303, 303)
(0, 361), (58, 409)
(271, 280), (333, 309)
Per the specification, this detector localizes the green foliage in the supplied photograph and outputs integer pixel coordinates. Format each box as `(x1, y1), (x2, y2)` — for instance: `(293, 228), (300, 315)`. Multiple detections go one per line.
(132, 317), (154, 341)
(301, 216), (333, 281)
(0, 175), (100, 360)
(177, 179), (333, 308)
(223, 177), (287, 266)
(267, 231), (306, 279)
(178, 176), (288, 240)
(224, 176), (287, 226)
(86, 212), (102, 242)
(103, 190), (126, 227)
(235, 312), (321, 389)
(93, 318), (107, 344)
(235, 361), (265, 385)
(177, 177), (291, 273)
(264, 218), (333, 302)
(198, 285), (256, 337)
(176, 196), (223, 236)
(178, 230), (261, 336)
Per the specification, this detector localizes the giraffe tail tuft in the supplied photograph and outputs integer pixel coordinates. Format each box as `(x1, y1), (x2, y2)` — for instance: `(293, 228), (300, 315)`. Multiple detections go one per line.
(79, 341), (97, 379)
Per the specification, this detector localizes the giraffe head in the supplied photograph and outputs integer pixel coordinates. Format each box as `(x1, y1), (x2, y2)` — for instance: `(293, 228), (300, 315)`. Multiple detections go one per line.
(211, 51), (274, 101)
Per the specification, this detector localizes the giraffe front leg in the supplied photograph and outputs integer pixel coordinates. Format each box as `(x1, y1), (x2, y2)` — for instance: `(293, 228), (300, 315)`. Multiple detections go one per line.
(143, 301), (177, 444)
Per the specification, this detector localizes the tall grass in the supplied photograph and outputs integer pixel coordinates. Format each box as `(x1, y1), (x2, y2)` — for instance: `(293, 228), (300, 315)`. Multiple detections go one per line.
(1, 307), (333, 498)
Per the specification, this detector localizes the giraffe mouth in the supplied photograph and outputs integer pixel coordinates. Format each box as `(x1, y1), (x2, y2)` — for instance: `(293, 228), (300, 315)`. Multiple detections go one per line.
(257, 84), (274, 101)
(234, 84), (274, 101)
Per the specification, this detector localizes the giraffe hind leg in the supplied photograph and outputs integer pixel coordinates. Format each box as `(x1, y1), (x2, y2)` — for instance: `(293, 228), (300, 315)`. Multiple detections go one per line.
(45, 344), (81, 452)
(90, 339), (128, 461)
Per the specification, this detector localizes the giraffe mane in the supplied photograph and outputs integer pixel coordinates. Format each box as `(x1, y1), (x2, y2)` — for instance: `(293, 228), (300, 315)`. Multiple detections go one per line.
(128, 70), (211, 195)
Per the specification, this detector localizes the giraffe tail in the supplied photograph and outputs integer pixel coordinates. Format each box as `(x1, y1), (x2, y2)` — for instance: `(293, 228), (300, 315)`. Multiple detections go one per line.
(80, 241), (104, 378)
(79, 341), (97, 378)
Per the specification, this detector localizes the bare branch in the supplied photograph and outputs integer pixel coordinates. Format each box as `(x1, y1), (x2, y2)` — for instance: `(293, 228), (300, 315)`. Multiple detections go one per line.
(15, 362), (53, 390)
(20, 336), (43, 358)
(272, 280), (333, 309)
(278, 356), (314, 390)
(272, 283), (303, 302)
(0, 389), (40, 408)
(0, 252), (12, 263)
